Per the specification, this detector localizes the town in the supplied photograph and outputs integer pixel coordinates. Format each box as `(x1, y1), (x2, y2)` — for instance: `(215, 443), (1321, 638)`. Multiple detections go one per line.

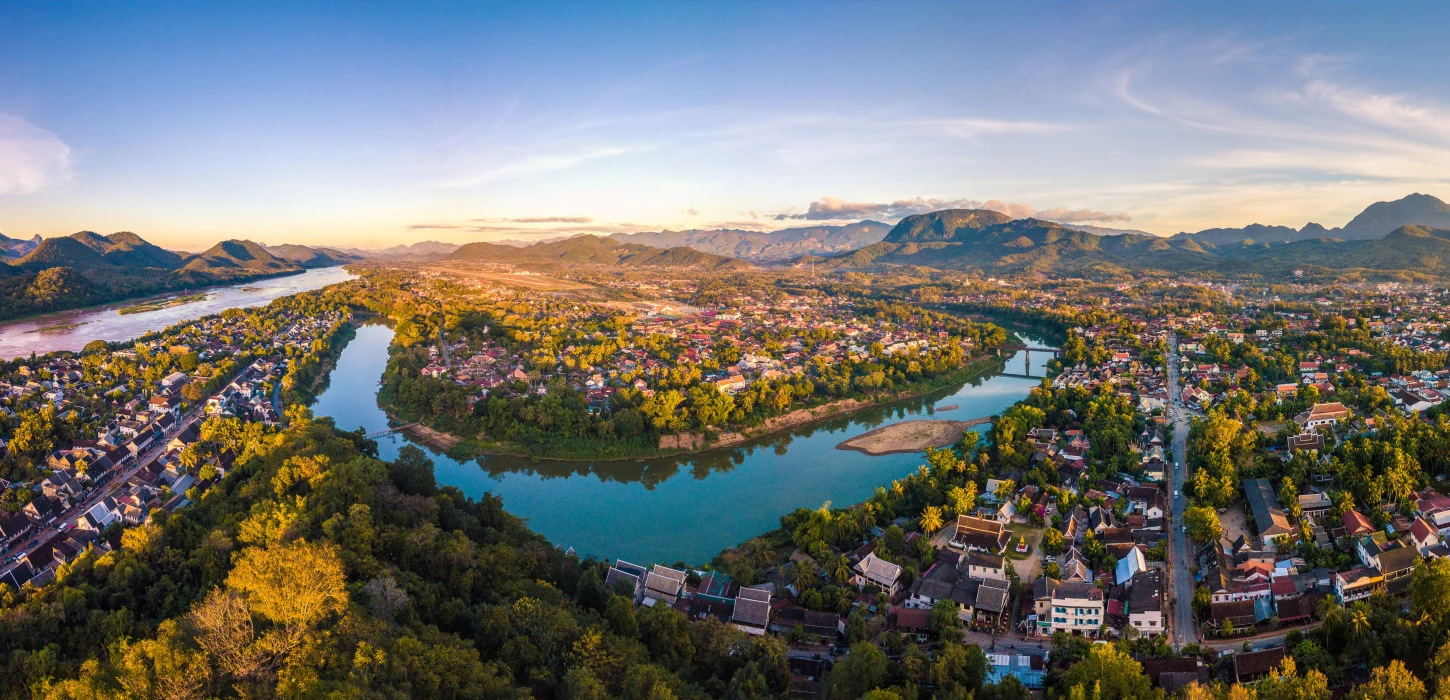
(4, 267), (1450, 697)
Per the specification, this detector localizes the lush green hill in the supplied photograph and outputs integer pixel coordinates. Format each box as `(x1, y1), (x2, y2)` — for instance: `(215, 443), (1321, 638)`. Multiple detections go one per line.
(183, 239), (301, 275)
(447, 235), (751, 270)
(882, 209), (1013, 243)
(611, 220), (891, 261)
(15, 236), (111, 269)
(265, 243), (365, 267)
(820, 209), (1450, 281)
(0, 231), (322, 322)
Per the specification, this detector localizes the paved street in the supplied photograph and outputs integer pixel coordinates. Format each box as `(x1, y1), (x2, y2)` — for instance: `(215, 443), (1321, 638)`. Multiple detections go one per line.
(1165, 333), (1200, 650)
(0, 403), (204, 581)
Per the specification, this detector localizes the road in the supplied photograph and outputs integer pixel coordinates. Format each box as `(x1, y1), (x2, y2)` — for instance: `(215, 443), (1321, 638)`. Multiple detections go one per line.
(1165, 332), (1199, 650)
(0, 401), (206, 581)
(1201, 621), (1323, 652)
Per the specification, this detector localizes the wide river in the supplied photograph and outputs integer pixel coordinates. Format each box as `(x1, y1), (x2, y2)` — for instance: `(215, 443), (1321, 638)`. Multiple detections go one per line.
(313, 323), (1057, 565)
(0, 266), (357, 360)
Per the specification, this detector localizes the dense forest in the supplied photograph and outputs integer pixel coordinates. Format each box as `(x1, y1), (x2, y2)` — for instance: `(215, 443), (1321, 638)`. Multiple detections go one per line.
(7, 410), (809, 698)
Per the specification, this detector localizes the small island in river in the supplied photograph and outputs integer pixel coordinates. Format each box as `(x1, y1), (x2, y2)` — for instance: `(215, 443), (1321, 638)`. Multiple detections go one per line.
(836, 417), (991, 456)
(117, 293), (212, 315)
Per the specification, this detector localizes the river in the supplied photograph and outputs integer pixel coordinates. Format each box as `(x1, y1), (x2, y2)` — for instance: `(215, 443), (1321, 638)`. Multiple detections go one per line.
(313, 323), (1057, 565)
(0, 267), (357, 360)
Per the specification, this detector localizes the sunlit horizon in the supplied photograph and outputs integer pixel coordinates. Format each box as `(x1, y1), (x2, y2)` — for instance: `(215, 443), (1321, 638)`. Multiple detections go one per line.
(2, 1), (1449, 250)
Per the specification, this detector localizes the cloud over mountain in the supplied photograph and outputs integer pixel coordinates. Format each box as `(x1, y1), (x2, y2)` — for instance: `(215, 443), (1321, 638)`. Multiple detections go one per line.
(775, 196), (1130, 224)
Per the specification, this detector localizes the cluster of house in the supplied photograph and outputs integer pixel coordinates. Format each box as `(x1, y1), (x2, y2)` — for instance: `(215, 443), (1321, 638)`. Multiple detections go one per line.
(0, 311), (346, 592)
(604, 560), (782, 637)
(410, 283), (977, 413)
(1198, 476), (1450, 635)
(205, 358), (283, 425)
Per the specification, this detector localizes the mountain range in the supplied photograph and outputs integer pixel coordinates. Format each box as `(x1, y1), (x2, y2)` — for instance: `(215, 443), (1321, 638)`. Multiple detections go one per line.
(1171, 193), (1450, 246)
(609, 221), (892, 262)
(811, 201), (1450, 281)
(446, 235), (750, 271)
(0, 231), (362, 322)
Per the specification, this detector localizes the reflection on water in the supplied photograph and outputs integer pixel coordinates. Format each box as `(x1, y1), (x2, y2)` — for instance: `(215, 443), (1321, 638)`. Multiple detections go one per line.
(313, 323), (1055, 565)
(0, 267), (357, 360)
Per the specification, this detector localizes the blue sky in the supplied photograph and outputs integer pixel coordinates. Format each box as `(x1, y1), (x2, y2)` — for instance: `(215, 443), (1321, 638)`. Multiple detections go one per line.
(1, 2), (1448, 249)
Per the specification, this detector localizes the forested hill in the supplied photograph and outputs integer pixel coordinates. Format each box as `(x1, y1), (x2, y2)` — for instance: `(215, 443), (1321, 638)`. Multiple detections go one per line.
(610, 220), (892, 262)
(815, 207), (1450, 281)
(12, 409), (799, 697)
(446, 235), (753, 270)
(0, 231), (357, 322)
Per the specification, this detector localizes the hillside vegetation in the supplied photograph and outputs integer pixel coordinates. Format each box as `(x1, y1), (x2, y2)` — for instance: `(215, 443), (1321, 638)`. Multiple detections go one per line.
(446, 236), (752, 271)
(817, 208), (1450, 281)
(0, 231), (359, 322)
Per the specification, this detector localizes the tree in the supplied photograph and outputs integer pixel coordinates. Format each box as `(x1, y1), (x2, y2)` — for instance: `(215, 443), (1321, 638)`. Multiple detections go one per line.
(948, 483), (978, 515)
(930, 642), (986, 694)
(929, 600), (962, 642)
(1412, 557), (1450, 632)
(225, 540), (348, 630)
(1184, 506), (1224, 544)
(883, 526), (905, 557)
(1042, 527), (1065, 555)
(1257, 657), (1330, 700)
(829, 642), (889, 698)
(920, 506), (944, 533)
(1348, 660), (1425, 700)
(979, 675), (1030, 700)
(1059, 643), (1155, 700)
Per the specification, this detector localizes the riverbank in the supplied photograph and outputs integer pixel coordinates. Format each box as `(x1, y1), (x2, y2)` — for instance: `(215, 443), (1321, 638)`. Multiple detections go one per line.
(386, 350), (1012, 462)
(0, 266), (357, 360)
(311, 322), (1058, 564)
(836, 417), (992, 456)
(117, 292), (212, 315)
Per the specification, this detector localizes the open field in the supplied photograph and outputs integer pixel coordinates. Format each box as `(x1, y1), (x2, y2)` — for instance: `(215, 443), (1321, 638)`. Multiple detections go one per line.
(836, 418), (991, 456)
(426, 265), (593, 291)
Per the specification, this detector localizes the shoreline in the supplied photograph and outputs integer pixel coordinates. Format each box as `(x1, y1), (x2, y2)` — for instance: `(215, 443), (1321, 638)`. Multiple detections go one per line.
(380, 351), (1019, 463)
(836, 417), (993, 456)
(0, 267), (316, 329)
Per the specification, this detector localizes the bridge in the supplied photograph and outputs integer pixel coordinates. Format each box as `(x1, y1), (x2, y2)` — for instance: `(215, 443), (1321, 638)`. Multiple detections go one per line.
(985, 344), (1061, 357)
(985, 344), (1057, 380)
(365, 422), (418, 440)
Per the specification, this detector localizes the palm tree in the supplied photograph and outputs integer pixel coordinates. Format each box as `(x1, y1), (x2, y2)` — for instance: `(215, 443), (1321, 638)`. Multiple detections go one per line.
(920, 506), (944, 534)
(739, 539), (770, 570)
(792, 562), (817, 592)
(1350, 608), (1371, 640)
(830, 555), (852, 584)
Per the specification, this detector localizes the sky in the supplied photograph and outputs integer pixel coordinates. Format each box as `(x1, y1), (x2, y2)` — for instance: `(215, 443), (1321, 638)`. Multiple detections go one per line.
(1, 2), (1449, 250)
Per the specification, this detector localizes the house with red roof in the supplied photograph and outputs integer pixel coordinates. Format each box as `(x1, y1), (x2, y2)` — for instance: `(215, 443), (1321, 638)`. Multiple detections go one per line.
(1342, 509), (1375, 537)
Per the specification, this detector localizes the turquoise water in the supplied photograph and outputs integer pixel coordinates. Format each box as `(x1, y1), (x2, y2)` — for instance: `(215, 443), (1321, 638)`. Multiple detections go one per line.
(312, 323), (1054, 565)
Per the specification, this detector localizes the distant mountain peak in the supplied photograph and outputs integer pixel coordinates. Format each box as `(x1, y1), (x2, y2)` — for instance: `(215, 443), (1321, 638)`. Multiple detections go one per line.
(609, 220), (891, 261)
(883, 209), (1014, 243)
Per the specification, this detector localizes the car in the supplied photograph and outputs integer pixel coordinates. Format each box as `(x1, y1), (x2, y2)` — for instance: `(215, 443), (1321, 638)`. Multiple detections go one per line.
(1182, 526), (1188, 534)
(1174, 490), (1179, 498)
(26, 540), (37, 548)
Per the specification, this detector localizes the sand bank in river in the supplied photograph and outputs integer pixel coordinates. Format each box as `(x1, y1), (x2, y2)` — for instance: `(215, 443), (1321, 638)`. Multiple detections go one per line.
(836, 417), (991, 456)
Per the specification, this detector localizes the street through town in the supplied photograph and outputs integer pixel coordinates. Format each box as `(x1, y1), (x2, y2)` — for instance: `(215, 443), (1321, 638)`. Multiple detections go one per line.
(0, 402), (209, 581)
(1165, 333), (1200, 649)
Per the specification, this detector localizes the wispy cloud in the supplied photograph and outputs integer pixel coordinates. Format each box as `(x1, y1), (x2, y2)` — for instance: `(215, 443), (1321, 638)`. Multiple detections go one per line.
(0, 113), (71, 194)
(475, 216), (595, 224)
(922, 118), (1068, 139)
